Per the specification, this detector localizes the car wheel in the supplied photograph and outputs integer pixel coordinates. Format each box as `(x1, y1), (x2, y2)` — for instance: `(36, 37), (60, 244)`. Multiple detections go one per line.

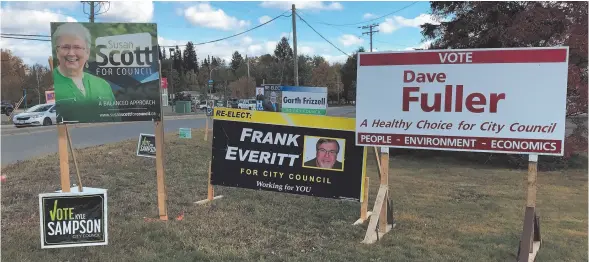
(43, 117), (52, 126)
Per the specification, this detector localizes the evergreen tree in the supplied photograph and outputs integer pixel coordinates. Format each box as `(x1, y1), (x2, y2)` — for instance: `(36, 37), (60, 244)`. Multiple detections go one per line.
(230, 51), (244, 72)
(183, 42), (198, 73)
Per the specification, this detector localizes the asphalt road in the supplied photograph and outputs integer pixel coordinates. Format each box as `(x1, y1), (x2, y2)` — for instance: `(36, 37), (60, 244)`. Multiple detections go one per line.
(1, 106), (356, 166)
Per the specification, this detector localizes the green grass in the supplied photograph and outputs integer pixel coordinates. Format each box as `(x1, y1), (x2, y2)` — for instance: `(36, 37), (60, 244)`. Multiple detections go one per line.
(1, 129), (587, 262)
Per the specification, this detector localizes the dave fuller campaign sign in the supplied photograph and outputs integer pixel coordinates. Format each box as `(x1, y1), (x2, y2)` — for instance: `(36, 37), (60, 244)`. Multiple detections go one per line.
(281, 86), (327, 115)
(136, 133), (156, 158)
(211, 108), (368, 201)
(38, 191), (107, 248)
(50, 22), (161, 124)
(356, 47), (569, 156)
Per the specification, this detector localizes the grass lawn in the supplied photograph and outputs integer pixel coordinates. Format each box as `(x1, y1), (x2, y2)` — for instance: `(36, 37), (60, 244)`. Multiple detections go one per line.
(1, 128), (587, 262)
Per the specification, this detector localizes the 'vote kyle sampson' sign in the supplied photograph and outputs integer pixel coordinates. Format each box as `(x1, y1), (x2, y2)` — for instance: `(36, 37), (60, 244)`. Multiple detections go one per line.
(210, 108), (368, 202)
(136, 133), (156, 158)
(38, 190), (108, 248)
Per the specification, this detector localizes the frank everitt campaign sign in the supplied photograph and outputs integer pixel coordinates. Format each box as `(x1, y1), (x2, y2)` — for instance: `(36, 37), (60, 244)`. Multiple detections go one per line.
(50, 22), (161, 123)
(210, 108), (368, 202)
(355, 47), (569, 156)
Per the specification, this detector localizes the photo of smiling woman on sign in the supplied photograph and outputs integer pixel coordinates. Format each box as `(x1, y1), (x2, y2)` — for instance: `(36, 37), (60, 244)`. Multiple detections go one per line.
(52, 22), (119, 123)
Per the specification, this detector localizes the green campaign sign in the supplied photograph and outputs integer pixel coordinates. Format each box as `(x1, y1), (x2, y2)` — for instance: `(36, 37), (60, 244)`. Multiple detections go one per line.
(50, 22), (161, 124)
(179, 128), (192, 139)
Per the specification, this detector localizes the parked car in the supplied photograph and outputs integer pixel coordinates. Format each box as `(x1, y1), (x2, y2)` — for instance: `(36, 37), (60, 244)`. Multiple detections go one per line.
(198, 101), (208, 110)
(1, 101), (14, 116)
(12, 103), (56, 128)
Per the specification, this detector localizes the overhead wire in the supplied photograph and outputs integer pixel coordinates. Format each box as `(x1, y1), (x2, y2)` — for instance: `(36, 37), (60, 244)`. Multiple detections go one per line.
(161, 11), (291, 47)
(295, 11), (350, 58)
(312, 1), (420, 27)
(1, 12), (291, 48)
(0, 36), (51, 42)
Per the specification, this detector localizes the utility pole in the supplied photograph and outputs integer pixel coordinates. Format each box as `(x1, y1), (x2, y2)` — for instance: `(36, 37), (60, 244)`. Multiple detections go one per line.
(292, 4), (299, 86)
(360, 23), (379, 52)
(246, 54), (251, 89)
(81, 1), (110, 23)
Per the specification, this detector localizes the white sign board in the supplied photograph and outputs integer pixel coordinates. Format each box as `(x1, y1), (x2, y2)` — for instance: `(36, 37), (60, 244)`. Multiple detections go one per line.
(355, 47), (569, 156)
(281, 86), (327, 115)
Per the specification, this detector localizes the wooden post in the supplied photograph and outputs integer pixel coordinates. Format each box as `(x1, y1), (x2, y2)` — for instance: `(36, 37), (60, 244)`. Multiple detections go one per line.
(353, 176), (371, 225)
(58, 124), (71, 192)
(517, 154), (542, 262)
(378, 147), (389, 233)
(65, 125), (83, 192)
(194, 160), (224, 205)
(155, 120), (168, 220)
(204, 117), (209, 141)
(50, 55), (72, 193)
(362, 147), (395, 244)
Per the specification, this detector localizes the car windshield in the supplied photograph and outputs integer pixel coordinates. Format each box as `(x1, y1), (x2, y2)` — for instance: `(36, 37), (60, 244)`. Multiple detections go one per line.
(25, 104), (52, 113)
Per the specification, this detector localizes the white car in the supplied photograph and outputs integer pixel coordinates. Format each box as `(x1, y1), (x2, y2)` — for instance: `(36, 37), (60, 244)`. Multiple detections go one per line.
(12, 103), (57, 128)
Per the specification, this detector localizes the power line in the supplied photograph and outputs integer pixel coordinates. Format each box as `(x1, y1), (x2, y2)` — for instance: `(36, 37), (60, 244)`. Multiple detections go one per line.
(1, 33), (50, 38)
(295, 11), (350, 57)
(161, 11), (291, 48)
(0, 36), (51, 42)
(308, 1), (419, 27)
(2, 12), (290, 48)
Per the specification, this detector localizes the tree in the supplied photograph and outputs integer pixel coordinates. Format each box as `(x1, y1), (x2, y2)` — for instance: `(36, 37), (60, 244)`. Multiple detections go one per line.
(183, 42), (198, 73)
(230, 51), (244, 72)
(1, 50), (29, 104)
(420, 1), (588, 159)
(421, 1), (587, 117)
(274, 37), (294, 84)
(229, 76), (255, 99)
(340, 47), (364, 102)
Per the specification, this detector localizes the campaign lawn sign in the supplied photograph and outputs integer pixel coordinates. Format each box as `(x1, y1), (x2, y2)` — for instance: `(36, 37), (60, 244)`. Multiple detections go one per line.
(50, 22), (161, 123)
(179, 128), (192, 139)
(136, 133), (156, 158)
(38, 190), (108, 248)
(258, 85), (327, 115)
(210, 108), (367, 202)
(355, 47), (569, 156)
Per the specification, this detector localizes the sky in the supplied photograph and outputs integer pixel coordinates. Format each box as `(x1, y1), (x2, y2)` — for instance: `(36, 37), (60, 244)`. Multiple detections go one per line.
(0, 0), (438, 66)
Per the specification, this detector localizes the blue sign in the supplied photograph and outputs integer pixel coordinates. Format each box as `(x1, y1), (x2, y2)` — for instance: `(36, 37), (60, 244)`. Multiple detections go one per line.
(208, 80), (213, 83)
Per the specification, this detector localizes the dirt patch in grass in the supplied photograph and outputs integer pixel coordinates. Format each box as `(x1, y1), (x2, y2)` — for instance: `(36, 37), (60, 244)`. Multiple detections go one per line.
(2, 129), (587, 262)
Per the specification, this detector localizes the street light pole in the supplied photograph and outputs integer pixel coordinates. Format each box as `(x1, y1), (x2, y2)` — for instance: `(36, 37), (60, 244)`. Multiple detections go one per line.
(209, 66), (217, 100)
(35, 66), (41, 104)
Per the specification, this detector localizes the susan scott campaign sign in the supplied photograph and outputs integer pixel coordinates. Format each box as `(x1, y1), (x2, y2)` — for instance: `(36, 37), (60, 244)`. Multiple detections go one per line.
(38, 190), (108, 248)
(210, 108), (368, 202)
(50, 22), (161, 123)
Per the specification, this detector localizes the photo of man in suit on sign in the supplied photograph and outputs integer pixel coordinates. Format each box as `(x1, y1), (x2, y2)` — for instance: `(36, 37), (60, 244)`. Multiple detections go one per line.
(263, 91), (281, 112)
(255, 87), (264, 101)
(303, 137), (345, 171)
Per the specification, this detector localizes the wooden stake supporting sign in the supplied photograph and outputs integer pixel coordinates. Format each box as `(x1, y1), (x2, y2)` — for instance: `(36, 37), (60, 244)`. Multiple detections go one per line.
(154, 120), (169, 220)
(194, 161), (224, 205)
(50, 56), (83, 193)
(362, 147), (396, 244)
(353, 176), (371, 225)
(57, 124), (71, 192)
(204, 116), (213, 141)
(517, 154), (542, 262)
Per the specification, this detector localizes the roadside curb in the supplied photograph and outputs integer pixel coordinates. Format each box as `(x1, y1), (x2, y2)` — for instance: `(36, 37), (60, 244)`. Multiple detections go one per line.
(1, 115), (207, 136)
